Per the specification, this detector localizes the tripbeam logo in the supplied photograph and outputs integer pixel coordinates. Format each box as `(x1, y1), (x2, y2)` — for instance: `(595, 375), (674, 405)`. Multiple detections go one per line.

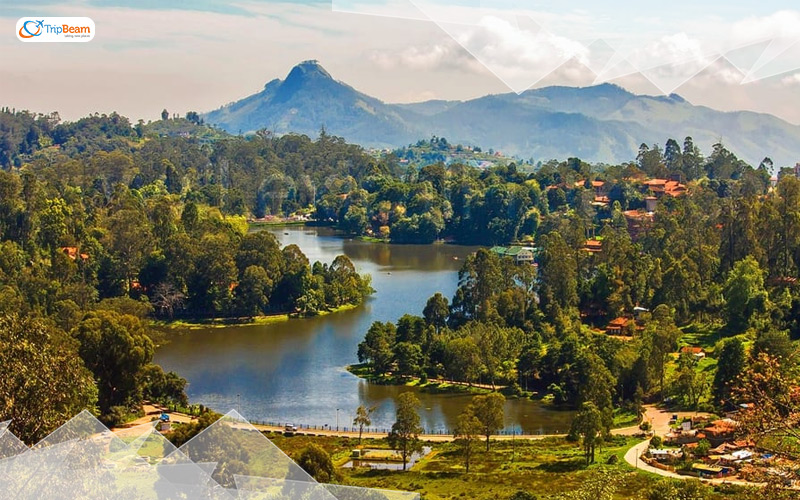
(16, 17), (95, 42)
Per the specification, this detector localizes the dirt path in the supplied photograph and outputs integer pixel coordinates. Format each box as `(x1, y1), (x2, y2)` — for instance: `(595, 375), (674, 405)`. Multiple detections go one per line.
(112, 403), (196, 430)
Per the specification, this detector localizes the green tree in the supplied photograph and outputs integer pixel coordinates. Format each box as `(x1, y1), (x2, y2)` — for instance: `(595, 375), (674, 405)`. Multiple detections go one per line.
(538, 232), (578, 319)
(695, 438), (711, 457)
(672, 354), (708, 409)
(724, 256), (768, 332)
(234, 265), (272, 317)
(141, 364), (188, 407)
(72, 310), (154, 414)
(570, 401), (603, 465)
(443, 336), (482, 385)
(353, 404), (375, 444)
(643, 305), (681, 398)
(423, 292), (449, 332)
(470, 392), (505, 451)
(752, 329), (795, 367)
(297, 443), (335, 482)
(453, 406), (482, 473)
(106, 207), (154, 291)
(394, 341), (423, 378)
(0, 314), (98, 444)
(357, 321), (396, 376)
(388, 392), (424, 471)
(713, 337), (746, 405)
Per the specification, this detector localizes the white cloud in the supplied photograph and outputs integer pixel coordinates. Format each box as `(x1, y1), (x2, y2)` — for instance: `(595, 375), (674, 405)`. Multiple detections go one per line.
(368, 38), (481, 72)
(781, 72), (800, 86)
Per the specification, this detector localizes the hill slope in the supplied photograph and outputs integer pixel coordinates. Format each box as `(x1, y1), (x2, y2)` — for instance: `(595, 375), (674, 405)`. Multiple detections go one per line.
(204, 61), (800, 166)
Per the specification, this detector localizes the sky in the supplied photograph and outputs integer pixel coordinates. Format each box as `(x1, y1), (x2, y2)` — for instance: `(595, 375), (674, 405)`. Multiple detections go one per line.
(2, 0), (800, 124)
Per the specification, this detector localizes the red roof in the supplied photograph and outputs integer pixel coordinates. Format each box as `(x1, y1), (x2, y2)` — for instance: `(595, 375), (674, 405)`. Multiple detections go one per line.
(60, 247), (89, 261)
(584, 240), (603, 253)
(607, 317), (631, 328)
(680, 346), (705, 354)
(643, 178), (686, 197)
(623, 210), (653, 220)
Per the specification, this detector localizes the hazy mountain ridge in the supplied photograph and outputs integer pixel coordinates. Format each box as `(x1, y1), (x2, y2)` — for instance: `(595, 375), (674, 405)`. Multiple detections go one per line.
(203, 60), (800, 166)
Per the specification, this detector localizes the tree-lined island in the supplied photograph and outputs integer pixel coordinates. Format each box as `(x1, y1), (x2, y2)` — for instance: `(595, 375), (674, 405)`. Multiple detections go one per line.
(2, 95), (800, 500)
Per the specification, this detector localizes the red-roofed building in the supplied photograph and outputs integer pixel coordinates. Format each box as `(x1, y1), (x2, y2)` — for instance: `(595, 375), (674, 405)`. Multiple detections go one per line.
(643, 178), (687, 198)
(703, 419), (738, 445)
(584, 239), (603, 253)
(680, 346), (706, 360)
(60, 247), (89, 261)
(623, 210), (654, 241)
(606, 317), (631, 335)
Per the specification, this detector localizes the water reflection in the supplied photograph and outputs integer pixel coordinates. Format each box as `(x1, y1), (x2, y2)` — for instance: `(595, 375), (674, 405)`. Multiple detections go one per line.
(154, 226), (574, 433)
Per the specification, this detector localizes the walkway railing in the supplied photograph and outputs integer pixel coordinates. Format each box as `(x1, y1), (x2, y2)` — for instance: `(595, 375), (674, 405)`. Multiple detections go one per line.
(247, 420), (558, 436)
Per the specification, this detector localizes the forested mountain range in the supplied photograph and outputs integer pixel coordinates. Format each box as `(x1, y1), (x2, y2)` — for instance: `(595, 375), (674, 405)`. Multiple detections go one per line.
(204, 60), (800, 167)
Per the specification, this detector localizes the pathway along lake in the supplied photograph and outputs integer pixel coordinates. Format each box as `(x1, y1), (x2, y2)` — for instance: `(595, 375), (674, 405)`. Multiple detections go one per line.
(154, 226), (574, 434)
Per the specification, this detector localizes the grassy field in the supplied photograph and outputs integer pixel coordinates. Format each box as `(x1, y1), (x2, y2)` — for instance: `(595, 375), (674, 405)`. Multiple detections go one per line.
(265, 432), (667, 499)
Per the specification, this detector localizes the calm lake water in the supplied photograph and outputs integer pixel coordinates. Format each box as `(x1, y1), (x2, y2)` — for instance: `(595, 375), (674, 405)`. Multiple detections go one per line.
(154, 226), (574, 434)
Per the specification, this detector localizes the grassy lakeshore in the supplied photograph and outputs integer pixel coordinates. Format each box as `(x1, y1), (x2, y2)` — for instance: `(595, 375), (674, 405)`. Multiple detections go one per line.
(347, 364), (640, 429)
(248, 220), (308, 228)
(151, 303), (359, 330)
(347, 364), (499, 396)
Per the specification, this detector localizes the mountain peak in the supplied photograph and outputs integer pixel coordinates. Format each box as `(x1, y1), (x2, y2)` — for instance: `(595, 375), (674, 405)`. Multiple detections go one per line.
(285, 60), (333, 83)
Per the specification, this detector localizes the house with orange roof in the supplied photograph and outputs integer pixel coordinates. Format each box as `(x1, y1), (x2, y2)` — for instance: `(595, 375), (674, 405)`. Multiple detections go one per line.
(584, 239), (602, 253)
(60, 247), (89, 261)
(643, 178), (687, 198)
(680, 345), (706, 360)
(622, 210), (654, 240)
(703, 418), (738, 445)
(605, 316), (632, 335)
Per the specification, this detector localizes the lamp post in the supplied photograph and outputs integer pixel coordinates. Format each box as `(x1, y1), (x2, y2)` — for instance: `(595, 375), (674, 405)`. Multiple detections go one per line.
(237, 394), (241, 415)
(336, 408), (340, 432)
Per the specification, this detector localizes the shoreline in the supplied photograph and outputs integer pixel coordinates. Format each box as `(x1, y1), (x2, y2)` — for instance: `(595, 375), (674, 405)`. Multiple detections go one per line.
(151, 303), (360, 330)
(346, 364), (511, 396)
(346, 364), (640, 429)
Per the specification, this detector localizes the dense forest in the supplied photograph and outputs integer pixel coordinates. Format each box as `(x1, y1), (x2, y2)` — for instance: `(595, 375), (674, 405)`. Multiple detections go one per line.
(2, 106), (800, 473)
(0, 109), (374, 440)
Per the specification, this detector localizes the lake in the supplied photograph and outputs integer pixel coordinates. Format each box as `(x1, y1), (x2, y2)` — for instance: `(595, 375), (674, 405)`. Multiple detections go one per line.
(154, 226), (574, 434)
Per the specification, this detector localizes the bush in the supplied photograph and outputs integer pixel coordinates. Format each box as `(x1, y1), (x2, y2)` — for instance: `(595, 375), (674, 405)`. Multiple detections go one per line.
(506, 382), (523, 397)
(695, 439), (711, 457)
(606, 454), (619, 464)
(650, 435), (662, 448)
(297, 443), (336, 482)
(507, 491), (537, 500)
(101, 405), (137, 427)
